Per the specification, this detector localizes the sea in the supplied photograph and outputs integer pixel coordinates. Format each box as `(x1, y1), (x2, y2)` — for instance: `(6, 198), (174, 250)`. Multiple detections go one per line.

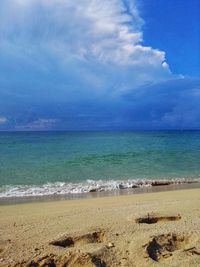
(0, 131), (200, 199)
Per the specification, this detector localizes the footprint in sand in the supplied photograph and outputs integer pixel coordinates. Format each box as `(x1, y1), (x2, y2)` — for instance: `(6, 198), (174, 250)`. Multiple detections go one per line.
(184, 247), (200, 256)
(146, 233), (190, 262)
(14, 231), (107, 267)
(136, 213), (181, 224)
(26, 252), (107, 267)
(49, 230), (105, 248)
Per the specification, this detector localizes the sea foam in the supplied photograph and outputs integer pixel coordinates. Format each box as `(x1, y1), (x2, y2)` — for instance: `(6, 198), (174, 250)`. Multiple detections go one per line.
(0, 178), (199, 198)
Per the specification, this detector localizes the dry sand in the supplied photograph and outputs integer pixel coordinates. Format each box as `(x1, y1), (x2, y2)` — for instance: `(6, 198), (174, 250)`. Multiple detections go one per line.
(0, 188), (200, 267)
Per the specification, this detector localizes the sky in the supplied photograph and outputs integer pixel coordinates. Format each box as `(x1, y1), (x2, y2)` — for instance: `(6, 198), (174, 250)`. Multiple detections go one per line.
(0, 0), (199, 131)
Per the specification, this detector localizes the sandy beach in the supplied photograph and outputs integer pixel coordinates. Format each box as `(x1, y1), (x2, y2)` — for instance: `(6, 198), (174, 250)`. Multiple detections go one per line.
(0, 188), (200, 267)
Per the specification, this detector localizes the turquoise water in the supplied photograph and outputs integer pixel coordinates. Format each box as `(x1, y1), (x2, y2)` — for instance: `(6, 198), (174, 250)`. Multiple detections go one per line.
(0, 131), (200, 197)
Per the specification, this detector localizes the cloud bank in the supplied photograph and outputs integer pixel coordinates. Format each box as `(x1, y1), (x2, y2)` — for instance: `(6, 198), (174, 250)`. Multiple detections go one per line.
(0, 0), (199, 130)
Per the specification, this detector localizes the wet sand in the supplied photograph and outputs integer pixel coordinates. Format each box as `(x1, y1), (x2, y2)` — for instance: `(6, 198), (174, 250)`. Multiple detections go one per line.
(0, 188), (200, 266)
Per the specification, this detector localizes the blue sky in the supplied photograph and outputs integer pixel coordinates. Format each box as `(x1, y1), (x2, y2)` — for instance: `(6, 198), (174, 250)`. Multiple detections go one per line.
(0, 0), (199, 130)
(140, 0), (200, 77)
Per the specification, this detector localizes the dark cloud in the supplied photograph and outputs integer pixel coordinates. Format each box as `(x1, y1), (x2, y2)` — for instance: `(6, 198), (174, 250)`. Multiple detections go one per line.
(1, 77), (200, 130)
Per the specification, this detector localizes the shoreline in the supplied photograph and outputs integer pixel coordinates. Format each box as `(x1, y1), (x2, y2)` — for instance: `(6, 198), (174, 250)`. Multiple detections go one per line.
(0, 187), (200, 266)
(0, 181), (200, 205)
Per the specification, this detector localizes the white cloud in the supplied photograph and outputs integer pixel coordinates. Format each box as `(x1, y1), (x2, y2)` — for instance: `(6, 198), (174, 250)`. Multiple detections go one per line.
(0, 116), (7, 124)
(15, 118), (58, 130)
(0, 0), (172, 94)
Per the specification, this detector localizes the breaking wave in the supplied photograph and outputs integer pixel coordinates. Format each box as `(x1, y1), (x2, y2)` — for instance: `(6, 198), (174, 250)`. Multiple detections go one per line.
(0, 178), (199, 198)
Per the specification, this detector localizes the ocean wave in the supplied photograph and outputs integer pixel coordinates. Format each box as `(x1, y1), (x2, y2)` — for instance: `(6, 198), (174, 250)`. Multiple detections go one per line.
(0, 178), (200, 198)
